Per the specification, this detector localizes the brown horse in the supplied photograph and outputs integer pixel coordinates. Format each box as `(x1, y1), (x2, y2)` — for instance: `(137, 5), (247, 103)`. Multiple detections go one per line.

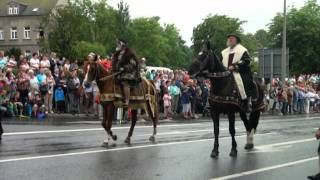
(84, 61), (159, 146)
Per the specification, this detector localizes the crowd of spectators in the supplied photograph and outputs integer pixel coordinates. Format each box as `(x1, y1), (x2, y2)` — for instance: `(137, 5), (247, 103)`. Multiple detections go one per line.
(0, 50), (100, 119)
(266, 75), (320, 115)
(0, 49), (319, 121)
(145, 69), (209, 120)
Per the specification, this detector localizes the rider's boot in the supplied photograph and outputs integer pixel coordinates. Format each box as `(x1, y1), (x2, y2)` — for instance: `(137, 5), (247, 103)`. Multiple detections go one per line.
(122, 83), (130, 108)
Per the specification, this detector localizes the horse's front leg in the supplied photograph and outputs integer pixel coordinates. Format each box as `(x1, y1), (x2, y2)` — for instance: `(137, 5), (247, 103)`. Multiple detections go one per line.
(210, 111), (220, 158)
(228, 113), (237, 157)
(124, 109), (138, 145)
(102, 103), (117, 147)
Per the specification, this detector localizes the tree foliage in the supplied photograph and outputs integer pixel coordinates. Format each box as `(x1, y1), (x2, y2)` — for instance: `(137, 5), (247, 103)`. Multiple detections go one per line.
(191, 15), (260, 62)
(268, 0), (320, 74)
(41, 0), (191, 67)
(70, 41), (106, 60)
(192, 15), (245, 55)
(5, 48), (21, 60)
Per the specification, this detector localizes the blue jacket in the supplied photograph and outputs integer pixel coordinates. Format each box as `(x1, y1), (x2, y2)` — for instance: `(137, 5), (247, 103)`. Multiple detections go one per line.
(54, 88), (65, 101)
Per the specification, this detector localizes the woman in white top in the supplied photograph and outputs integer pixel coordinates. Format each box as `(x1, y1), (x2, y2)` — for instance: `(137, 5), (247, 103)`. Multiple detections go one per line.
(19, 57), (30, 73)
(30, 53), (40, 71)
(44, 70), (55, 113)
(40, 55), (50, 70)
(28, 70), (39, 92)
(63, 59), (70, 72)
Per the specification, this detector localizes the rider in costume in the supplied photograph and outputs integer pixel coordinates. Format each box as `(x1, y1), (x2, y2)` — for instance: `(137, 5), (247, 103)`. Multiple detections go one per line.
(112, 39), (141, 107)
(221, 34), (255, 112)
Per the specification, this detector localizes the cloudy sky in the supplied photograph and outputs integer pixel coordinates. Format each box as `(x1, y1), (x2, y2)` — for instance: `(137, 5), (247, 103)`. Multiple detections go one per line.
(107, 0), (318, 45)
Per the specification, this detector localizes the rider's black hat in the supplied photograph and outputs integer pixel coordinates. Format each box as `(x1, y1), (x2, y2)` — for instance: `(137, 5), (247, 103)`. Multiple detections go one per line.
(227, 34), (241, 43)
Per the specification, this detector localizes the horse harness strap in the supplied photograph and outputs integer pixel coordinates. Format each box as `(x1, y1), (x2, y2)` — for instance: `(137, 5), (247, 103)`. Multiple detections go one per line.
(209, 95), (240, 103)
(207, 71), (231, 78)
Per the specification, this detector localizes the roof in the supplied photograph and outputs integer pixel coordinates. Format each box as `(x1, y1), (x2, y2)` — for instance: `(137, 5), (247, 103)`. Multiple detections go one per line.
(0, 0), (60, 17)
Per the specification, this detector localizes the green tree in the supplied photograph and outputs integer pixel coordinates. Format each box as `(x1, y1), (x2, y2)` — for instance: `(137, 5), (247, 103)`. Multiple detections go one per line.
(268, 0), (320, 74)
(70, 41), (106, 62)
(192, 15), (245, 55)
(162, 24), (192, 68)
(129, 17), (168, 66)
(41, 0), (191, 67)
(5, 48), (21, 60)
(254, 29), (270, 48)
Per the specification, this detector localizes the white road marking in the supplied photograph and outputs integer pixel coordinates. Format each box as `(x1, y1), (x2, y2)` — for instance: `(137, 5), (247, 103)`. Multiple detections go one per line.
(256, 138), (315, 148)
(0, 133), (274, 163)
(261, 116), (320, 123)
(246, 138), (315, 154)
(3, 116), (319, 136)
(137, 128), (239, 137)
(211, 156), (318, 180)
(3, 123), (205, 136)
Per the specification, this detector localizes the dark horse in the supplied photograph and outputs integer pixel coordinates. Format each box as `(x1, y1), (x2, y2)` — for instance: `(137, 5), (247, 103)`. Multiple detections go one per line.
(188, 48), (265, 158)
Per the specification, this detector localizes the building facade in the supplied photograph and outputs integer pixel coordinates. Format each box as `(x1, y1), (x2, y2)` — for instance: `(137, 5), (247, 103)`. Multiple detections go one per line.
(0, 0), (66, 56)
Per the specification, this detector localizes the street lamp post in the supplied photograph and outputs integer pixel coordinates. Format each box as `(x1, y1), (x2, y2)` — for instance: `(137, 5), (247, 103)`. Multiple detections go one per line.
(281, 0), (287, 82)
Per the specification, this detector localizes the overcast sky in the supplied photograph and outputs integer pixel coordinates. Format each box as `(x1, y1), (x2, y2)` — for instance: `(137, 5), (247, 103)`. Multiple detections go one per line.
(107, 0), (319, 46)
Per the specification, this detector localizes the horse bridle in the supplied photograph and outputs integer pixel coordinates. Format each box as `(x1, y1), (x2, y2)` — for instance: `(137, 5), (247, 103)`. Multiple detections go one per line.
(196, 51), (231, 78)
(87, 61), (120, 82)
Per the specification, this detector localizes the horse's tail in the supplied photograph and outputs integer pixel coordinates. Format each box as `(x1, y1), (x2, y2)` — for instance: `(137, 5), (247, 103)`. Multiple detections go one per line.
(255, 81), (266, 112)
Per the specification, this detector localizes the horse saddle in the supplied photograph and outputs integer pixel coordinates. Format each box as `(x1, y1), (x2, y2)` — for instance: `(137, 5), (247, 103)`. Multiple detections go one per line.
(114, 83), (146, 101)
(210, 75), (259, 107)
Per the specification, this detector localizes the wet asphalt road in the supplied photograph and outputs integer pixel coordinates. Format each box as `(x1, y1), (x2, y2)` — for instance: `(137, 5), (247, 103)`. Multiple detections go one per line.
(0, 114), (319, 180)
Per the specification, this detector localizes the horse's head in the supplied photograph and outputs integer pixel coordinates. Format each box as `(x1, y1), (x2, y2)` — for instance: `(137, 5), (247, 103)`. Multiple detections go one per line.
(84, 61), (98, 83)
(188, 49), (215, 78)
(188, 42), (225, 78)
(84, 59), (113, 83)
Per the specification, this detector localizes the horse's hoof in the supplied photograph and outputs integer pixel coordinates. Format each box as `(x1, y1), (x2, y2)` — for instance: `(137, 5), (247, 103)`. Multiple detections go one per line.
(110, 143), (117, 147)
(101, 142), (108, 148)
(124, 137), (131, 145)
(112, 135), (117, 141)
(210, 150), (219, 159)
(244, 144), (254, 150)
(149, 136), (156, 143)
(229, 149), (238, 157)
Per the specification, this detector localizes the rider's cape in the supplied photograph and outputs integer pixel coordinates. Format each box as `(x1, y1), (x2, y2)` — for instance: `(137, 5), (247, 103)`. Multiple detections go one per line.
(222, 44), (256, 99)
(112, 47), (141, 85)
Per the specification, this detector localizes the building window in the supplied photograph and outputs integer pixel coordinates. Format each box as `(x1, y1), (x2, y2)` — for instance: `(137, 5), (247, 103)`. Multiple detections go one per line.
(10, 27), (17, 40)
(0, 30), (3, 40)
(24, 27), (31, 39)
(13, 7), (19, 15)
(38, 28), (44, 39)
(8, 7), (13, 15)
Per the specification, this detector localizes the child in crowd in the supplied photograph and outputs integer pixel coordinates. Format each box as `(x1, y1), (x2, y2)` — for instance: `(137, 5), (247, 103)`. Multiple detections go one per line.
(83, 81), (93, 116)
(54, 85), (65, 114)
(180, 86), (192, 119)
(163, 88), (172, 119)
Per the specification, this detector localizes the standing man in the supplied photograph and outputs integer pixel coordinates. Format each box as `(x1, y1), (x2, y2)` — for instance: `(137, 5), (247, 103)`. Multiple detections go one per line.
(222, 34), (255, 112)
(112, 39), (140, 107)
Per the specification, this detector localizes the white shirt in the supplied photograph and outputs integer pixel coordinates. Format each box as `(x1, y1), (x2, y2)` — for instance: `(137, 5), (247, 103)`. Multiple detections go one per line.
(30, 58), (40, 70)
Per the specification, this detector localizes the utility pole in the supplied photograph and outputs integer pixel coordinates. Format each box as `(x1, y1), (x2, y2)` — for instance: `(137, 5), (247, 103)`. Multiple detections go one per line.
(281, 0), (287, 81)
